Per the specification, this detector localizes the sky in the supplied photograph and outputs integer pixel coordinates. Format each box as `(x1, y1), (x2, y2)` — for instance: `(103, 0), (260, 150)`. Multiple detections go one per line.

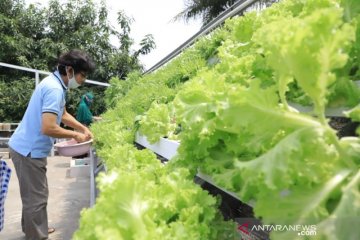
(26, 0), (202, 70)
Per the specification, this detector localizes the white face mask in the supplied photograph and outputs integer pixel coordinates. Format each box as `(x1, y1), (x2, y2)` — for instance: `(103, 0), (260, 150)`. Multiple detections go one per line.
(67, 67), (80, 89)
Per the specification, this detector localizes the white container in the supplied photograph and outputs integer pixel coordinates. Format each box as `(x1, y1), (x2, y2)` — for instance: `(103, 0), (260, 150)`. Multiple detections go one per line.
(69, 158), (90, 178)
(135, 132), (179, 159)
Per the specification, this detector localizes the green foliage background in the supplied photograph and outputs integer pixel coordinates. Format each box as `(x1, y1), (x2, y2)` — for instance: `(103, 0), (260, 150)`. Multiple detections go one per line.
(0, 0), (155, 121)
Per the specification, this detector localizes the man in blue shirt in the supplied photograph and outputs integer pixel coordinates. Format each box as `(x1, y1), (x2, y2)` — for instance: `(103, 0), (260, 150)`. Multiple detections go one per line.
(9, 49), (95, 240)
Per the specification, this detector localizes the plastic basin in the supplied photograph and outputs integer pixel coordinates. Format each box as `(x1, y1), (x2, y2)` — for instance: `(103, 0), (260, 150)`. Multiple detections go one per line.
(54, 139), (93, 157)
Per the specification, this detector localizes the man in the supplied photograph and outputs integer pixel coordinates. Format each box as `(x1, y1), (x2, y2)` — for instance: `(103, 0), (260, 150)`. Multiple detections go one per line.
(9, 49), (95, 240)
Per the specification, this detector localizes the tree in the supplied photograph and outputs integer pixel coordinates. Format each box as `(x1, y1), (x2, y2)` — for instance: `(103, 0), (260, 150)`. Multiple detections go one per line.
(173, 0), (236, 26)
(173, 0), (278, 27)
(0, 0), (156, 121)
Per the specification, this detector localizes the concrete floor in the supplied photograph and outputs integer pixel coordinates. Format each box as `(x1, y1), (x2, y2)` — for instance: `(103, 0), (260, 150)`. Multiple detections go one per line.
(0, 156), (90, 240)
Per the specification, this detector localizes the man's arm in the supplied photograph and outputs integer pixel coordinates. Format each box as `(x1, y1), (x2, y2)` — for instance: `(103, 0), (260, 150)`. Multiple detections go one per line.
(93, 116), (102, 121)
(42, 113), (89, 142)
(62, 108), (93, 139)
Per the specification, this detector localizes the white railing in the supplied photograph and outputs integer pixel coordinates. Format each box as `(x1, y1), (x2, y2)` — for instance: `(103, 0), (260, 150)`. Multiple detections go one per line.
(0, 62), (110, 87)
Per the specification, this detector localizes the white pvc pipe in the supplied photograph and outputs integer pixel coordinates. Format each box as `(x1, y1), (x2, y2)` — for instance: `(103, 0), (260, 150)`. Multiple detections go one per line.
(0, 62), (109, 87)
(35, 71), (40, 86)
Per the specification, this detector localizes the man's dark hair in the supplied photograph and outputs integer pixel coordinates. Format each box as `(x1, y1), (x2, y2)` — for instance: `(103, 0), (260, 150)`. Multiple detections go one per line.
(57, 49), (95, 76)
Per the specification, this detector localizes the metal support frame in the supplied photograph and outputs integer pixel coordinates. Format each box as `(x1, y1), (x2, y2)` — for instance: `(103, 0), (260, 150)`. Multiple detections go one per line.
(89, 148), (106, 207)
(90, 149), (96, 207)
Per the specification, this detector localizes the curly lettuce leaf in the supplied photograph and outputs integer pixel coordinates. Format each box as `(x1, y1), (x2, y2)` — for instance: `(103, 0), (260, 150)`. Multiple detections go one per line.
(254, 5), (355, 119)
(317, 170), (360, 240)
(139, 102), (176, 144)
(74, 168), (236, 240)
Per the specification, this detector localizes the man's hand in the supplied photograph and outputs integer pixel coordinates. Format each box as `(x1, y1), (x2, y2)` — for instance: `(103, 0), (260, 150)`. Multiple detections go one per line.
(74, 131), (91, 143)
(62, 108), (94, 140)
(82, 127), (94, 140)
(42, 113), (92, 142)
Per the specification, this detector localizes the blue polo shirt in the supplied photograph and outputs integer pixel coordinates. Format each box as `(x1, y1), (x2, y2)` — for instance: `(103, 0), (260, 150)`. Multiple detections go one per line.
(9, 71), (67, 158)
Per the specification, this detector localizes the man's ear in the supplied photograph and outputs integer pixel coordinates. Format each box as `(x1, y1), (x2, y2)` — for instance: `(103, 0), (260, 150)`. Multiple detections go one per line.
(66, 66), (74, 75)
